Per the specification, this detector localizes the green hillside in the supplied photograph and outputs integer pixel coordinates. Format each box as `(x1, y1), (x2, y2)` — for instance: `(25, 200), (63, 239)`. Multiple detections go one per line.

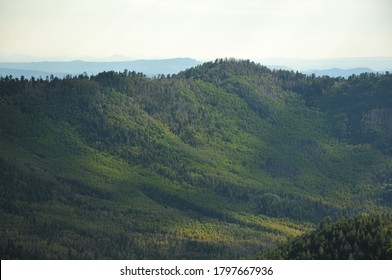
(263, 214), (392, 259)
(1, 59), (391, 259)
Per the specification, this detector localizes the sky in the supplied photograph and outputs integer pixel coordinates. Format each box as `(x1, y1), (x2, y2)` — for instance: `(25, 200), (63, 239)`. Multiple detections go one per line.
(1, 0), (391, 63)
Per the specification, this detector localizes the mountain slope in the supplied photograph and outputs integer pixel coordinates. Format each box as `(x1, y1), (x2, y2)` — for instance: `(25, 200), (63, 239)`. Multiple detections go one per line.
(263, 214), (392, 259)
(1, 59), (391, 259)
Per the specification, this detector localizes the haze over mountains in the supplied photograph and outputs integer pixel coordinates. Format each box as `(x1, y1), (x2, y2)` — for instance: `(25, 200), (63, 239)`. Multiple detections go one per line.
(0, 58), (200, 78)
(1, 57), (391, 79)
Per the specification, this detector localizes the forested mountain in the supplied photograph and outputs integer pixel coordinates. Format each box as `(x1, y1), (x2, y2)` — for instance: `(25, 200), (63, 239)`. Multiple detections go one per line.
(1, 59), (391, 259)
(263, 214), (392, 259)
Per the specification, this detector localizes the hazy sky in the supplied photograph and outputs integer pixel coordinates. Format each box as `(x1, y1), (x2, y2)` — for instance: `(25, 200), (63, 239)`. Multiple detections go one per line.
(1, 0), (391, 61)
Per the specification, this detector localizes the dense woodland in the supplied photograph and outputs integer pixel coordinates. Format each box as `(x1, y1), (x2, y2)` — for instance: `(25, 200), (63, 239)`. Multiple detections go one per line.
(263, 214), (392, 259)
(0, 59), (392, 259)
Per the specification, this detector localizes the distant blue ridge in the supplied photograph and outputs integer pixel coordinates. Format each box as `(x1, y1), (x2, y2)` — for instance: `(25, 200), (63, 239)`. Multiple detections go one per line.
(0, 58), (201, 78)
(1, 58), (390, 79)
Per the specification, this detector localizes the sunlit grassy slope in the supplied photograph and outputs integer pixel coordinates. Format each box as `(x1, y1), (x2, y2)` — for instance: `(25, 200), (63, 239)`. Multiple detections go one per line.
(1, 59), (391, 259)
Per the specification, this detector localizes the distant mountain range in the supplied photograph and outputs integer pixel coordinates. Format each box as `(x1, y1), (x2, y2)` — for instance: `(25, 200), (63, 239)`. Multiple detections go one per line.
(1, 57), (391, 79)
(264, 66), (380, 78)
(305, 67), (377, 78)
(261, 57), (392, 72)
(0, 58), (200, 78)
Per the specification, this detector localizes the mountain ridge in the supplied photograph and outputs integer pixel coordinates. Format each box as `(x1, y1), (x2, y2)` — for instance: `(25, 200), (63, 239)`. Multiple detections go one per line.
(1, 59), (391, 259)
(305, 67), (375, 78)
(0, 58), (200, 78)
(1, 57), (391, 79)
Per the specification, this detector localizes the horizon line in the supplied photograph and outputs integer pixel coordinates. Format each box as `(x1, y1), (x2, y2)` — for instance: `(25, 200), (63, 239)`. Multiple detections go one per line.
(1, 55), (392, 63)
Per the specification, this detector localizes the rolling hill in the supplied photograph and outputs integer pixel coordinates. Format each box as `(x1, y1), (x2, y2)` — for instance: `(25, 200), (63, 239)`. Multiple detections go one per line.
(1, 59), (391, 259)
